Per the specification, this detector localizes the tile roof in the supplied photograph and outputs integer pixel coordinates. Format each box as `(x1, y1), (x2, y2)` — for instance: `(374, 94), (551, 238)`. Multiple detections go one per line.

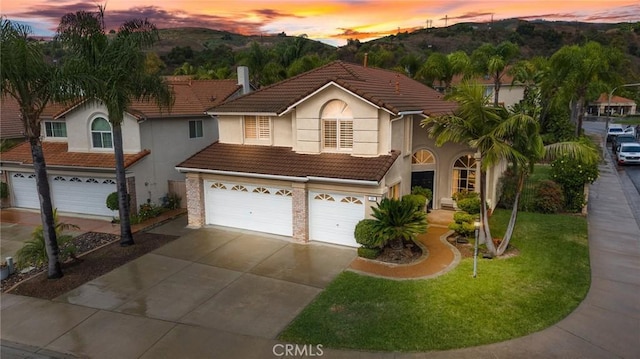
(594, 93), (635, 104)
(210, 61), (457, 117)
(177, 142), (399, 182)
(0, 94), (24, 139)
(1, 141), (149, 169)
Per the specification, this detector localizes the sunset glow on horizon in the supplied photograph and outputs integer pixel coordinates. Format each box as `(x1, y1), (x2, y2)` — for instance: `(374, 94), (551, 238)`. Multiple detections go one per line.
(2, 0), (639, 46)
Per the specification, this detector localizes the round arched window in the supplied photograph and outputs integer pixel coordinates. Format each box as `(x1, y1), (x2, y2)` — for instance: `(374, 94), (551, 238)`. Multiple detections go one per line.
(91, 117), (113, 148)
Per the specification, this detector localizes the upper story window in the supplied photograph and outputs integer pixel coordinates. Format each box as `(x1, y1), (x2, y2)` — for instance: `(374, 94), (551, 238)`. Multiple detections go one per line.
(91, 117), (113, 149)
(189, 120), (203, 138)
(322, 100), (353, 151)
(244, 116), (270, 141)
(44, 121), (67, 138)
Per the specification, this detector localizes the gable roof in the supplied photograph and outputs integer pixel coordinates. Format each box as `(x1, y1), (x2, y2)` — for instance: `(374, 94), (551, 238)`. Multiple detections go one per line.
(210, 61), (457, 117)
(177, 142), (399, 183)
(1, 141), (149, 169)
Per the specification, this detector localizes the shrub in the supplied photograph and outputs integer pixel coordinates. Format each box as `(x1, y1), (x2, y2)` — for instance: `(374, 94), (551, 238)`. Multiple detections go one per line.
(354, 219), (383, 248)
(370, 198), (428, 249)
(550, 154), (598, 212)
(106, 192), (119, 211)
(456, 197), (481, 214)
(411, 186), (433, 201)
(452, 190), (478, 202)
(402, 194), (427, 212)
(497, 168), (518, 209)
(533, 180), (565, 214)
(161, 193), (181, 210)
(448, 211), (476, 238)
(15, 209), (78, 269)
(357, 247), (381, 259)
(0, 181), (8, 199)
(138, 201), (163, 221)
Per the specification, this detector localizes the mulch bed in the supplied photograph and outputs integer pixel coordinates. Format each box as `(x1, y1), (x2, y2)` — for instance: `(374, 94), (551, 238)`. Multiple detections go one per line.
(375, 242), (423, 264)
(2, 231), (178, 300)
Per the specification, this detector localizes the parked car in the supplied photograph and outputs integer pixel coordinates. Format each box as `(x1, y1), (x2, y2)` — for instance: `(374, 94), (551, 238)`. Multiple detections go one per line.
(616, 142), (640, 165)
(607, 124), (635, 142)
(611, 134), (637, 152)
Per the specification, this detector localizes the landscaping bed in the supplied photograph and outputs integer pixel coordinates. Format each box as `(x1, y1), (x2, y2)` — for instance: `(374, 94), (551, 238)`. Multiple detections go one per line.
(1, 231), (178, 299)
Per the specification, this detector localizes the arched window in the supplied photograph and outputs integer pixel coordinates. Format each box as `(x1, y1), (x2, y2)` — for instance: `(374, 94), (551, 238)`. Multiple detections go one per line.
(412, 149), (435, 164)
(91, 117), (113, 149)
(322, 100), (353, 150)
(452, 155), (477, 194)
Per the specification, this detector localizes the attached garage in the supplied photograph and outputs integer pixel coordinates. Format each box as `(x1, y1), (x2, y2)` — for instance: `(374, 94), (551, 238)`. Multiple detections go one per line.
(204, 181), (293, 236)
(50, 175), (116, 216)
(9, 172), (116, 217)
(309, 191), (365, 247)
(9, 172), (39, 209)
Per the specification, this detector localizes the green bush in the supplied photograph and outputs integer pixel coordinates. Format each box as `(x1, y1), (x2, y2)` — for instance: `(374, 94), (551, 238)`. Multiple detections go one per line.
(452, 190), (478, 202)
(402, 194), (427, 212)
(411, 186), (433, 201)
(448, 211), (476, 238)
(0, 181), (8, 199)
(138, 201), (164, 222)
(550, 154), (598, 212)
(456, 197), (481, 214)
(357, 247), (381, 259)
(497, 168), (518, 209)
(370, 198), (428, 249)
(161, 193), (181, 210)
(533, 180), (565, 214)
(354, 219), (383, 248)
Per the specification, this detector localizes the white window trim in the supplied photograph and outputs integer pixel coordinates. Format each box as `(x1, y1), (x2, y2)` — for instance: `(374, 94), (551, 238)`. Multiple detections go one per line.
(243, 115), (271, 144)
(322, 118), (353, 152)
(43, 121), (68, 140)
(321, 100), (353, 152)
(90, 117), (113, 150)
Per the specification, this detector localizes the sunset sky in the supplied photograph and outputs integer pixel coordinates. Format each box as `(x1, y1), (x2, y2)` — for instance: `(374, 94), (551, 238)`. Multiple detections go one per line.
(2, 0), (639, 46)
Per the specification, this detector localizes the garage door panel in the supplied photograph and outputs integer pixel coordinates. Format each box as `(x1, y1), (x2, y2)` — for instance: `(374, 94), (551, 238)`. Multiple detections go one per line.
(50, 176), (116, 216)
(205, 182), (292, 236)
(309, 192), (364, 247)
(10, 173), (39, 209)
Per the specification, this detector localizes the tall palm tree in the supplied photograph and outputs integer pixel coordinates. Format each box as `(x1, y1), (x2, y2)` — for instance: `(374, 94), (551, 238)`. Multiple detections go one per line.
(470, 41), (520, 107)
(421, 82), (531, 257)
(1, 20), (89, 278)
(57, 9), (173, 246)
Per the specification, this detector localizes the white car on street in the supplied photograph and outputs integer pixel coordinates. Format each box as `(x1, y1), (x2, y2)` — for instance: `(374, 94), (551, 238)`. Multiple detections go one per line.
(616, 142), (640, 165)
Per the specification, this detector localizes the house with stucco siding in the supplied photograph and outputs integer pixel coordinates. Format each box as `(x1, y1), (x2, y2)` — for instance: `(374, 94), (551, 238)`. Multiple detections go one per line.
(178, 61), (506, 247)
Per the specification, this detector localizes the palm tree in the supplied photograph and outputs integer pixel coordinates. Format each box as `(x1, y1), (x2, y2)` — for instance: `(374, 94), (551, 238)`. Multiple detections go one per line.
(370, 198), (428, 250)
(57, 9), (173, 246)
(421, 82), (532, 257)
(416, 51), (470, 92)
(1, 20), (88, 278)
(547, 42), (623, 136)
(470, 41), (520, 106)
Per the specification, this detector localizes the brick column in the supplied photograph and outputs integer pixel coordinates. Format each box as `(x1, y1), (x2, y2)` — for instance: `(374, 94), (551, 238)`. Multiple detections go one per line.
(185, 173), (205, 227)
(292, 183), (309, 243)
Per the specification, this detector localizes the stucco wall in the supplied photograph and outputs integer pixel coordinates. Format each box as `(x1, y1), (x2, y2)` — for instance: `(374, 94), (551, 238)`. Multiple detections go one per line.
(61, 100), (141, 154)
(217, 115), (243, 144)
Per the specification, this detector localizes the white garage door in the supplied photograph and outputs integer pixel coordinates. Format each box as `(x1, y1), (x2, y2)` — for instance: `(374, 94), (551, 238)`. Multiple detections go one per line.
(50, 176), (116, 216)
(309, 191), (364, 247)
(205, 181), (292, 236)
(10, 172), (39, 209)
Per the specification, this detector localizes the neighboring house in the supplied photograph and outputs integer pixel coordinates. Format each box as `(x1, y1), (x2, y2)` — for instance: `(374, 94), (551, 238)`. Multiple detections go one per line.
(0, 73), (248, 217)
(444, 73), (525, 109)
(177, 61), (506, 247)
(587, 94), (637, 116)
(0, 94), (26, 141)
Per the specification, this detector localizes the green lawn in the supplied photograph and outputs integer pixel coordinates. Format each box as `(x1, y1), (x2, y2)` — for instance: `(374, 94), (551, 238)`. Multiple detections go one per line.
(279, 210), (590, 351)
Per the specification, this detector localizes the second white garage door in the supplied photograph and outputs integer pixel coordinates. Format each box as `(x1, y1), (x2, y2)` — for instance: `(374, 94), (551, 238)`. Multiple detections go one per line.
(309, 191), (364, 247)
(204, 181), (293, 236)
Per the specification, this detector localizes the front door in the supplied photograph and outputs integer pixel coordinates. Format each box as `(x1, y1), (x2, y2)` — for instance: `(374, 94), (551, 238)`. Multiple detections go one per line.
(411, 171), (434, 209)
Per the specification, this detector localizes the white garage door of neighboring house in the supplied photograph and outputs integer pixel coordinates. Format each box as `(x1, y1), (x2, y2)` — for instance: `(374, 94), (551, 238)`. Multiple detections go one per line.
(50, 176), (116, 216)
(309, 192), (364, 247)
(10, 173), (39, 209)
(205, 181), (293, 236)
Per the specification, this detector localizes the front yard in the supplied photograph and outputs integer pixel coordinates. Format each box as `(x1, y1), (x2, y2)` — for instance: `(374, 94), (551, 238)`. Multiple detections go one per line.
(280, 209), (590, 351)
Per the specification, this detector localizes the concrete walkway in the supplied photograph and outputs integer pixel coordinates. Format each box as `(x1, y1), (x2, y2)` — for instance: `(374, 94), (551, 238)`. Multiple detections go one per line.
(2, 150), (639, 358)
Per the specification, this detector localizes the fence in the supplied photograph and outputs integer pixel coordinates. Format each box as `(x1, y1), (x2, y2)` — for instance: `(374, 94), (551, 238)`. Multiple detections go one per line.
(168, 180), (187, 208)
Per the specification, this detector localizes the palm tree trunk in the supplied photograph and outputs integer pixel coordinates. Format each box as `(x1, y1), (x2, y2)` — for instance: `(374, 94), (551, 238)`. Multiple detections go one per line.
(113, 123), (134, 246)
(497, 171), (525, 256)
(479, 169), (497, 257)
(494, 79), (501, 107)
(575, 97), (585, 137)
(29, 137), (63, 278)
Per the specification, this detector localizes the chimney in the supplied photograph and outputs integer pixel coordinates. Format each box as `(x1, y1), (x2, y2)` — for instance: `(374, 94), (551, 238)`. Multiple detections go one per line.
(363, 53), (368, 68)
(237, 66), (251, 95)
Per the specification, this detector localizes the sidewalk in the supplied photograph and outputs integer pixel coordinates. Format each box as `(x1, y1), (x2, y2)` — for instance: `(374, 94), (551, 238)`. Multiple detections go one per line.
(1, 150), (639, 358)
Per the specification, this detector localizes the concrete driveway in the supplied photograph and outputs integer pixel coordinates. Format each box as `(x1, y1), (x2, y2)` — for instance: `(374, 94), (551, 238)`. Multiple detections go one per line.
(1, 218), (356, 358)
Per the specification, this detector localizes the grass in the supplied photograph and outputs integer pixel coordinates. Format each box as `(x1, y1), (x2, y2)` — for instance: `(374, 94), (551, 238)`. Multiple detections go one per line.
(279, 209), (590, 351)
(612, 117), (640, 125)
